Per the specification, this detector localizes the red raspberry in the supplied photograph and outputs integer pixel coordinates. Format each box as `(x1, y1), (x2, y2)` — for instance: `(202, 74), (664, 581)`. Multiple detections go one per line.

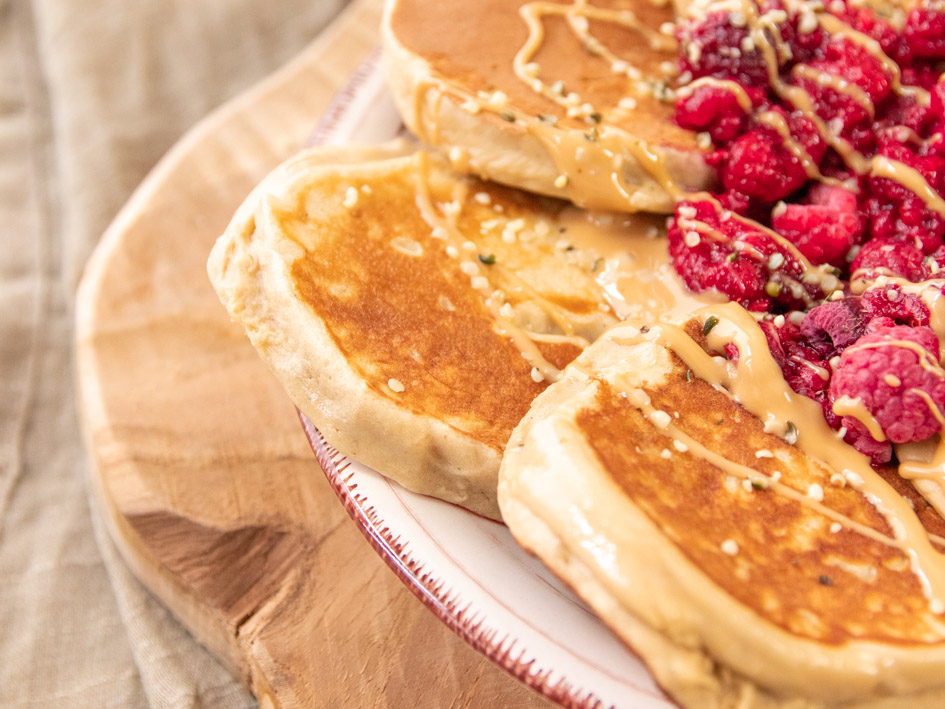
(834, 1), (909, 64)
(772, 184), (864, 267)
(866, 141), (945, 253)
(861, 285), (932, 329)
(850, 237), (930, 283)
(795, 40), (892, 128)
(903, 8), (945, 60)
(801, 297), (869, 351)
(676, 12), (770, 87)
(931, 82), (945, 124)
(674, 85), (763, 143)
(722, 128), (808, 201)
(762, 318), (832, 396)
(828, 325), (945, 444)
(669, 199), (819, 311)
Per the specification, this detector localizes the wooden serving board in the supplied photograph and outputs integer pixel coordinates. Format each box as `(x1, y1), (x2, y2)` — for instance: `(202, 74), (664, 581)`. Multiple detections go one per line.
(75, 1), (550, 706)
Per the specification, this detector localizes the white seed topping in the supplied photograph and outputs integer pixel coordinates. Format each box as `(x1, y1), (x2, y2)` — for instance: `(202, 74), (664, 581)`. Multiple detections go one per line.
(755, 449), (774, 458)
(530, 367), (544, 383)
(673, 439), (689, 453)
(830, 522), (842, 533)
(460, 261), (478, 276)
(460, 100), (481, 114)
(343, 186), (359, 208)
(488, 90), (508, 107)
(661, 448), (672, 459)
(808, 483), (824, 502)
(387, 378), (405, 393)
(554, 174), (569, 189)
(721, 539), (739, 556)
(650, 410), (672, 428)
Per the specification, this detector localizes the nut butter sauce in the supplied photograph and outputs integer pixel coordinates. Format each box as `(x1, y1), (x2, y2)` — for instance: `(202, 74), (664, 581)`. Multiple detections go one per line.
(605, 304), (945, 608)
(403, 0), (945, 608)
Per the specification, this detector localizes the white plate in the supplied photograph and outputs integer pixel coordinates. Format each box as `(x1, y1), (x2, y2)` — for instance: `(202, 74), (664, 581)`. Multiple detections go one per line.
(303, 50), (675, 709)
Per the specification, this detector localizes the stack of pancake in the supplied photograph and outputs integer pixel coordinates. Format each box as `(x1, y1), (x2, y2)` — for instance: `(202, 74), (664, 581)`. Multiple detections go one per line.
(208, 1), (945, 706)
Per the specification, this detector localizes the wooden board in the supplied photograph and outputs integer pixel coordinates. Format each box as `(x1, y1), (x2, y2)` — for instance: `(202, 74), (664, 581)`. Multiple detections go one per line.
(74, 1), (551, 706)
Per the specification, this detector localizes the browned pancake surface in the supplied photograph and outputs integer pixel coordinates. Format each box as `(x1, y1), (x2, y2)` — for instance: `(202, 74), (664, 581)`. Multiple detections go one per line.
(577, 362), (945, 645)
(390, 0), (698, 149)
(282, 162), (591, 451)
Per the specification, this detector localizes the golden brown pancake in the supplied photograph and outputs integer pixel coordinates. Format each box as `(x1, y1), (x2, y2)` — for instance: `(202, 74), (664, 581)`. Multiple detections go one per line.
(208, 142), (617, 519)
(383, 0), (716, 213)
(499, 307), (945, 707)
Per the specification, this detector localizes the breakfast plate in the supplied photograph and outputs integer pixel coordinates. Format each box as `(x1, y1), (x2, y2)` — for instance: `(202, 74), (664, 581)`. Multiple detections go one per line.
(303, 49), (674, 708)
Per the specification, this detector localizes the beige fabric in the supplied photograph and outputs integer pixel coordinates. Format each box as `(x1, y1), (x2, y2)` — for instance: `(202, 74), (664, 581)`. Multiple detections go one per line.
(0, 0), (346, 706)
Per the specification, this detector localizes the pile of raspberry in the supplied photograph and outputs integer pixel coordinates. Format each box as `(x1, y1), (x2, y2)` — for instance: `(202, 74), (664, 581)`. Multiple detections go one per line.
(666, 0), (945, 461)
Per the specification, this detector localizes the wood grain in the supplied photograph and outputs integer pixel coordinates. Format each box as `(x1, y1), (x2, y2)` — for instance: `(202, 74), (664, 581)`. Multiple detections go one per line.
(74, 0), (551, 706)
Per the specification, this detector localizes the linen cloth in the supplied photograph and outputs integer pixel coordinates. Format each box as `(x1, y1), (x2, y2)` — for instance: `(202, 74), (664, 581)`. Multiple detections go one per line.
(1, 1), (346, 705)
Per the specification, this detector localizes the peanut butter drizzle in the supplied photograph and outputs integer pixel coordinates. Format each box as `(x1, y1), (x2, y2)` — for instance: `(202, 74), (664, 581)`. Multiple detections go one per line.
(870, 156), (945, 218)
(815, 12), (931, 107)
(738, 1), (875, 176)
(844, 338), (945, 378)
(675, 76), (753, 112)
(677, 216), (728, 242)
(790, 63), (875, 117)
(410, 151), (571, 382)
(832, 394), (887, 441)
(755, 110), (847, 187)
(556, 206), (726, 320)
(515, 0), (675, 105)
(678, 190), (842, 294)
(613, 378), (918, 550)
(608, 302), (945, 608)
(852, 276), (945, 348)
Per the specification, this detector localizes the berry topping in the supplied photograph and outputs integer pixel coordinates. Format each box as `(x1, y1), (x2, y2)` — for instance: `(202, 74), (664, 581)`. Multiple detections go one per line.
(668, 0), (945, 464)
(771, 184), (864, 267)
(850, 237), (929, 283)
(801, 297), (868, 351)
(828, 325), (945, 445)
(676, 12), (770, 87)
(668, 199), (819, 311)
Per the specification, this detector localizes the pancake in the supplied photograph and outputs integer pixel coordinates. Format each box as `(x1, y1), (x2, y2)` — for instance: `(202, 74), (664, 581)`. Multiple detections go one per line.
(207, 141), (618, 520)
(499, 303), (945, 707)
(383, 0), (717, 214)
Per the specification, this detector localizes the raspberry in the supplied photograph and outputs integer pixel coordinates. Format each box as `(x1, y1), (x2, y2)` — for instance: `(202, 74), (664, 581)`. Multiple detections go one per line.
(795, 40), (893, 128)
(828, 325), (945, 444)
(903, 8), (945, 60)
(669, 200), (819, 311)
(762, 318), (832, 395)
(674, 85), (762, 143)
(801, 297), (869, 351)
(931, 82), (945, 124)
(833, 2), (910, 70)
(676, 12), (770, 87)
(861, 285), (932, 329)
(772, 184), (864, 267)
(722, 128), (809, 201)
(850, 237), (930, 282)
(865, 140), (945, 253)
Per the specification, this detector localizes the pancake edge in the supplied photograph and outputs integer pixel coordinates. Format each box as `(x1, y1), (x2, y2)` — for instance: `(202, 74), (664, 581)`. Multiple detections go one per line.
(208, 143), (503, 520)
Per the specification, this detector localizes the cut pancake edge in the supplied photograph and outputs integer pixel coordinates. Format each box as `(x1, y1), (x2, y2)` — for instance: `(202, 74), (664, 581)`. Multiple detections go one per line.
(498, 333), (945, 707)
(208, 144), (508, 520)
(381, 0), (715, 214)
